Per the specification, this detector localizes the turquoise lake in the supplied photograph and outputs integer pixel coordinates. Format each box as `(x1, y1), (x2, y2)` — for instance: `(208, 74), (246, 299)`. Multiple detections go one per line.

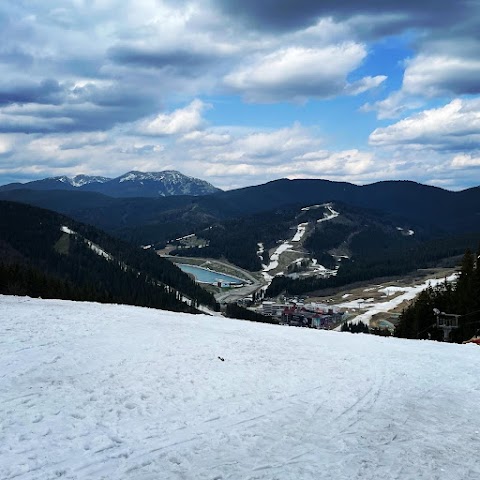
(177, 264), (245, 284)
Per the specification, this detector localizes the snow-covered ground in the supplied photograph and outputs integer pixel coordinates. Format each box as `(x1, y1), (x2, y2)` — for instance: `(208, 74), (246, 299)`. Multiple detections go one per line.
(1, 295), (479, 480)
(291, 222), (309, 242)
(336, 274), (458, 326)
(316, 204), (339, 223)
(263, 242), (292, 273)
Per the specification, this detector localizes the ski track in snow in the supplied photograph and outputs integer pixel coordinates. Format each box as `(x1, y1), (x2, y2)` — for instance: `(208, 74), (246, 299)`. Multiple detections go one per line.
(1, 295), (480, 480)
(261, 204), (340, 279)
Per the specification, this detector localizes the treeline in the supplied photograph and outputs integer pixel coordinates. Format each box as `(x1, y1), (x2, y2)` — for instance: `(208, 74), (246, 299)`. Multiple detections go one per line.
(0, 201), (217, 312)
(396, 246), (480, 342)
(0, 261), (195, 312)
(341, 321), (370, 333)
(225, 303), (278, 324)
(266, 232), (480, 297)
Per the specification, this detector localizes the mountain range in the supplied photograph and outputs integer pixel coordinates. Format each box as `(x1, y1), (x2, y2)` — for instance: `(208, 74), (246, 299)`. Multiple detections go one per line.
(1, 174), (479, 296)
(1, 177), (479, 242)
(0, 170), (221, 197)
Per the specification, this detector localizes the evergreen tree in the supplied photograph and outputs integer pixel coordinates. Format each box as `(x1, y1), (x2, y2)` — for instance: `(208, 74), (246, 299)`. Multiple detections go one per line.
(396, 246), (480, 342)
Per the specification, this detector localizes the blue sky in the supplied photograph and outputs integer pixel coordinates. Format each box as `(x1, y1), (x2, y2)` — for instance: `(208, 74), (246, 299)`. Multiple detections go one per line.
(0, 0), (479, 190)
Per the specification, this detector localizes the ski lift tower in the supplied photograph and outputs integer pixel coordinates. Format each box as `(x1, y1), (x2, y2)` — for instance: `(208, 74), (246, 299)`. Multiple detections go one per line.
(433, 308), (460, 342)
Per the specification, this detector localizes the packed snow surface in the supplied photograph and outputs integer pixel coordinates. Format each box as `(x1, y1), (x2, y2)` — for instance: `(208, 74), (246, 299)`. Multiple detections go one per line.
(1, 295), (479, 480)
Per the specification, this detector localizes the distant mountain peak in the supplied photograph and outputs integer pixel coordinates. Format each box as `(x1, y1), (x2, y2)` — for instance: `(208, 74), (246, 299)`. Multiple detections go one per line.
(0, 170), (221, 198)
(46, 175), (70, 183)
(118, 170), (192, 183)
(107, 170), (220, 196)
(42, 174), (111, 187)
(70, 174), (111, 187)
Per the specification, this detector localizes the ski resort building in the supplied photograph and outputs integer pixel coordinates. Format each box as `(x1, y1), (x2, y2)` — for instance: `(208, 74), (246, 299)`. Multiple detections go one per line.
(260, 301), (343, 329)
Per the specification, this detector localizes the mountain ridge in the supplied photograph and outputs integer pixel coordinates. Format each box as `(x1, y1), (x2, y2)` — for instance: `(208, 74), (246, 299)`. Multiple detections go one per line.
(0, 170), (221, 198)
(1, 177), (479, 248)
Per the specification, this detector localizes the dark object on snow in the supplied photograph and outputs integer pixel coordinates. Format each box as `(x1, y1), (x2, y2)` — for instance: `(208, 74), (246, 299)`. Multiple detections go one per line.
(218, 356), (225, 361)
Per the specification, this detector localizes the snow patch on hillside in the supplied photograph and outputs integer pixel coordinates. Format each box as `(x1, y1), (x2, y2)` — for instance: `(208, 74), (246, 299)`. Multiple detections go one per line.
(397, 227), (415, 236)
(292, 222), (308, 242)
(317, 204), (339, 223)
(338, 274), (458, 325)
(1, 295), (479, 480)
(84, 239), (112, 260)
(61, 225), (75, 235)
(261, 204), (341, 281)
(61, 226), (112, 260)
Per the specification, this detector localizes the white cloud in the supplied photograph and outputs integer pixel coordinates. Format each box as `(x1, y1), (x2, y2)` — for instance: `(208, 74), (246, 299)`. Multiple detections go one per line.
(0, 135), (14, 155)
(224, 44), (382, 102)
(291, 149), (374, 175)
(369, 98), (480, 149)
(360, 91), (423, 120)
(138, 99), (209, 136)
(364, 51), (480, 119)
(233, 124), (316, 160)
(451, 153), (480, 168)
(2, 115), (477, 191)
(345, 75), (387, 95)
(181, 130), (232, 146)
(403, 54), (480, 97)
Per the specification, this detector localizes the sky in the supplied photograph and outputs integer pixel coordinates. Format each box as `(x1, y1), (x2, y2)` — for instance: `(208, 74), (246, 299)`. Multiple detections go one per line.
(0, 1), (479, 191)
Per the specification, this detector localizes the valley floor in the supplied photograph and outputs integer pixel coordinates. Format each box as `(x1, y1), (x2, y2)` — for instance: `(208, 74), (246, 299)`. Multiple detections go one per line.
(1, 295), (479, 479)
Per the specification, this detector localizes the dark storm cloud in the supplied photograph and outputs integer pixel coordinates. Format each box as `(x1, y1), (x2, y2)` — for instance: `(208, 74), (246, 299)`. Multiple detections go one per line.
(213, 0), (475, 33)
(0, 79), (64, 106)
(0, 82), (159, 134)
(108, 45), (218, 75)
(0, 106), (144, 134)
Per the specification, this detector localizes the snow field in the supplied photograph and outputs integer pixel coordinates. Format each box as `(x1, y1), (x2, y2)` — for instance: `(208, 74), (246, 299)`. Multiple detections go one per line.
(1, 295), (479, 479)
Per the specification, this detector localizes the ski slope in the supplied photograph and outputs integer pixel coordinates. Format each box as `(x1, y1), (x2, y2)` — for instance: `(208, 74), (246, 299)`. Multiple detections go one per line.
(261, 203), (340, 280)
(1, 295), (479, 480)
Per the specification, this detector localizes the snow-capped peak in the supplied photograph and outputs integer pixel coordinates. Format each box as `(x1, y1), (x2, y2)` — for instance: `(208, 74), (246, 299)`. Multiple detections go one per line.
(70, 174), (111, 187)
(118, 170), (186, 183)
(44, 175), (111, 187)
(45, 175), (71, 184)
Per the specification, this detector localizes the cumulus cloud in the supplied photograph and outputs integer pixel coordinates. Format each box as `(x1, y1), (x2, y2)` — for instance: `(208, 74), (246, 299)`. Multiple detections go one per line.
(369, 99), (480, 150)
(291, 149), (374, 175)
(402, 54), (480, 97)
(360, 92), (423, 120)
(2, 115), (476, 191)
(451, 154), (480, 168)
(138, 99), (209, 136)
(224, 44), (383, 102)
(181, 130), (232, 146)
(0, 134), (13, 155)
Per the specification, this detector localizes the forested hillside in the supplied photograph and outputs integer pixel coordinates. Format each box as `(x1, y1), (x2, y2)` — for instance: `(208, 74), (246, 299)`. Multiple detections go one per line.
(1, 179), (479, 249)
(395, 247), (480, 342)
(266, 233), (480, 297)
(0, 201), (217, 312)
